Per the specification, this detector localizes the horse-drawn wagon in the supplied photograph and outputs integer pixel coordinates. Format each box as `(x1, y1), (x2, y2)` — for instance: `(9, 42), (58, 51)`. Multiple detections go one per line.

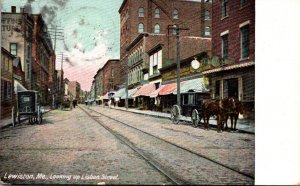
(61, 95), (73, 110)
(12, 90), (43, 125)
(171, 96), (244, 132)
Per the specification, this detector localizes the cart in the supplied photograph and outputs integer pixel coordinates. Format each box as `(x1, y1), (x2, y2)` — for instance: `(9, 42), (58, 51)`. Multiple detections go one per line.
(12, 90), (43, 125)
(170, 92), (210, 127)
(61, 95), (73, 110)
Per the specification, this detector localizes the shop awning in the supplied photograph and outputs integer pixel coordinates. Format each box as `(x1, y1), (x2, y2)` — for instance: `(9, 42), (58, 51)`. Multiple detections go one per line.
(158, 83), (177, 96)
(173, 78), (209, 94)
(113, 88), (126, 98)
(120, 87), (140, 99)
(149, 85), (165, 98)
(132, 83), (156, 97)
(102, 92), (109, 100)
(14, 80), (27, 93)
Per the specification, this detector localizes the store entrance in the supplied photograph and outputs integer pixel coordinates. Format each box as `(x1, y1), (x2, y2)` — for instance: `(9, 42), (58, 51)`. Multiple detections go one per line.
(223, 78), (239, 99)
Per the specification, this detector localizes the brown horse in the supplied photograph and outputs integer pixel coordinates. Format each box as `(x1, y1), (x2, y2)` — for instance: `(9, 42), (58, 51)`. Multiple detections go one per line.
(222, 97), (244, 131)
(201, 99), (227, 132)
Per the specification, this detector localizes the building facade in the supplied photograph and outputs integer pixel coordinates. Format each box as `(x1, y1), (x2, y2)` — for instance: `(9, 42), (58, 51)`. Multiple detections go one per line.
(101, 59), (122, 95)
(119, 0), (212, 110)
(120, 0), (212, 86)
(68, 81), (81, 101)
(204, 0), (255, 119)
(1, 47), (14, 119)
(31, 14), (55, 105)
(1, 6), (34, 89)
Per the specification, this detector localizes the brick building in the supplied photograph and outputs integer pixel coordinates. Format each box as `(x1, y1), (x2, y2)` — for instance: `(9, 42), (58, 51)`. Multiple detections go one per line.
(1, 6), (34, 89)
(31, 14), (55, 105)
(1, 47), (14, 119)
(203, 0), (255, 119)
(119, 0), (212, 110)
(68, 81), (81, 101)
(94, 68), (103, 102)
(119, 0), (212, 89)
(101, 59), (122, 95)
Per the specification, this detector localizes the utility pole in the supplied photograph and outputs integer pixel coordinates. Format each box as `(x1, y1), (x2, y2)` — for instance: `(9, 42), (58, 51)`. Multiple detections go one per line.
(125, 57), (129, 110)
(168, 25), (189, 107)
(56, 52), (68, 109)
(48, 26), (64, 109)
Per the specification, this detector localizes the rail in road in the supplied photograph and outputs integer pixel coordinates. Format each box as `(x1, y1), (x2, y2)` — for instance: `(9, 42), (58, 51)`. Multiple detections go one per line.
(79, 105), (254, 185)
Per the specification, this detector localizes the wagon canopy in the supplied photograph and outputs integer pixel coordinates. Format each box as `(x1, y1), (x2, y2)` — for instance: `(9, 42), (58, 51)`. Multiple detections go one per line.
(173, 77), (209, 94)
(14, 80), (27, 93)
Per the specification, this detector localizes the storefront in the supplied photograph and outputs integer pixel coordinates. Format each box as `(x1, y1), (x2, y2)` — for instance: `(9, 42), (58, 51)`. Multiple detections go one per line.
(203, 62), (255, 119)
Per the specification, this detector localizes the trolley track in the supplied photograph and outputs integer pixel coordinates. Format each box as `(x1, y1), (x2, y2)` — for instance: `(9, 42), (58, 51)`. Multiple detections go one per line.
(79, 106), (186, 185)
(80, 105), (254, 183)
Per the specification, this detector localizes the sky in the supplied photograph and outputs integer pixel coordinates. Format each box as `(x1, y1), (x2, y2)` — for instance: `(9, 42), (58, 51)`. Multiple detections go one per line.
(2, 0), (123, 91)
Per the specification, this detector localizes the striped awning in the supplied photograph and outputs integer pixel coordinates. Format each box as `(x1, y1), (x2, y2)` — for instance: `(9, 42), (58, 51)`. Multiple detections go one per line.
(173, 78), (209, 94)
(132, 83), (156, 97)
(113, 88), (126, 99)
(149, 85), (166, 98)
(158, 83), (177, 96)
(119, 87), (140, 99)
(202, 61), (255, 75)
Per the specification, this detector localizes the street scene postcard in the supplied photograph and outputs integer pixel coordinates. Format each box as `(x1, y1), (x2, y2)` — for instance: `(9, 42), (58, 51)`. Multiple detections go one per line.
(1, 0), (294, 185)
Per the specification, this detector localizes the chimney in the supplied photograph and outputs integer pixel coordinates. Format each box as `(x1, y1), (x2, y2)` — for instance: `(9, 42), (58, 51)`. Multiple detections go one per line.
(20, 7), (25, 13)
(11, 6), (16, 13)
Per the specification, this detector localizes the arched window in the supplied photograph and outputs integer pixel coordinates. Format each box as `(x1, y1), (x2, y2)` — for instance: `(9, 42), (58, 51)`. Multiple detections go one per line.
(205, 10), (210, 20)
(154, 24), (160, 34)
(155, 8), (160, 18)
(138, 7), (144, 17)
(138, 23), (144, 33)
(173, 9), (179, 19)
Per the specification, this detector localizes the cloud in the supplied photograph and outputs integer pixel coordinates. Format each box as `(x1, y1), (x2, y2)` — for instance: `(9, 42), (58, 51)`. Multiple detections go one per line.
(59, 33), (111, 91)
(79, 18), (85, 25)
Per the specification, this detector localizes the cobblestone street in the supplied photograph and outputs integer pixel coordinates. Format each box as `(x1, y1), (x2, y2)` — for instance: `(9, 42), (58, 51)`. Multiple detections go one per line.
(0, 105), (254, 185)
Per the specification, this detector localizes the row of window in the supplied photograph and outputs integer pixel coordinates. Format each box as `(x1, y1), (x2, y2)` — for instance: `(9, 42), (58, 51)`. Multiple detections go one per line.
(138, 23), (211, 36)
(1, 80), (12, 101)
(128, 48), (143, 66)
(222, 0), (249, 17)
(128, 66), (143, 85)
(221, 24), (250, 60)
(138, 7), (179, 19)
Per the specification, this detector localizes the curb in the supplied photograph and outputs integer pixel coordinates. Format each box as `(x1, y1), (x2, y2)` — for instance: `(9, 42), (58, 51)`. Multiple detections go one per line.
(93, 105), (255, 134)
(0, 109), (53, 130)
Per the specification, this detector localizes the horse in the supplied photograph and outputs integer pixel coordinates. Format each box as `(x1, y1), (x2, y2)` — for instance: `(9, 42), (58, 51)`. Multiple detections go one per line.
(201, 99), (227, 132)
(222, 97), (244, 131)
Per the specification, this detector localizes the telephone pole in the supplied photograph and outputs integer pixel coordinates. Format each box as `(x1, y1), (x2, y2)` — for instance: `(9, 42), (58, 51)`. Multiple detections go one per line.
(168, 25), (189, 107)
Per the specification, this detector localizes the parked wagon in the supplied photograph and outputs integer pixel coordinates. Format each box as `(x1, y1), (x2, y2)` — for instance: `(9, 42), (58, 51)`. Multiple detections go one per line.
(12, 90), (43, 125)
(61, 95), (73, 110)
(170, 92), (210, 127)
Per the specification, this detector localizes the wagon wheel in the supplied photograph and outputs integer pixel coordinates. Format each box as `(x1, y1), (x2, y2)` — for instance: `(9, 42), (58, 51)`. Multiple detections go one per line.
(17, 111), (20, 124)
(12, 106), (16, 127)
(37, 106), (42, 124)
(29, 117), (34, 124)
(191, 109), (200, 128)
(170, 105), (181, 124)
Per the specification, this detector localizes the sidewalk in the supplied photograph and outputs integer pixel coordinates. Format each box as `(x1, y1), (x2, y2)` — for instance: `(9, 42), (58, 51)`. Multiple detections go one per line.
(94, 105), (255, 134)
(0, 106), (52, 129)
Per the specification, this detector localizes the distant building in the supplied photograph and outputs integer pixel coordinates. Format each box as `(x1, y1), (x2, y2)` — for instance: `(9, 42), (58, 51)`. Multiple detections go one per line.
(68, 81), (81, 101)
(101, 59), (122, 95)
